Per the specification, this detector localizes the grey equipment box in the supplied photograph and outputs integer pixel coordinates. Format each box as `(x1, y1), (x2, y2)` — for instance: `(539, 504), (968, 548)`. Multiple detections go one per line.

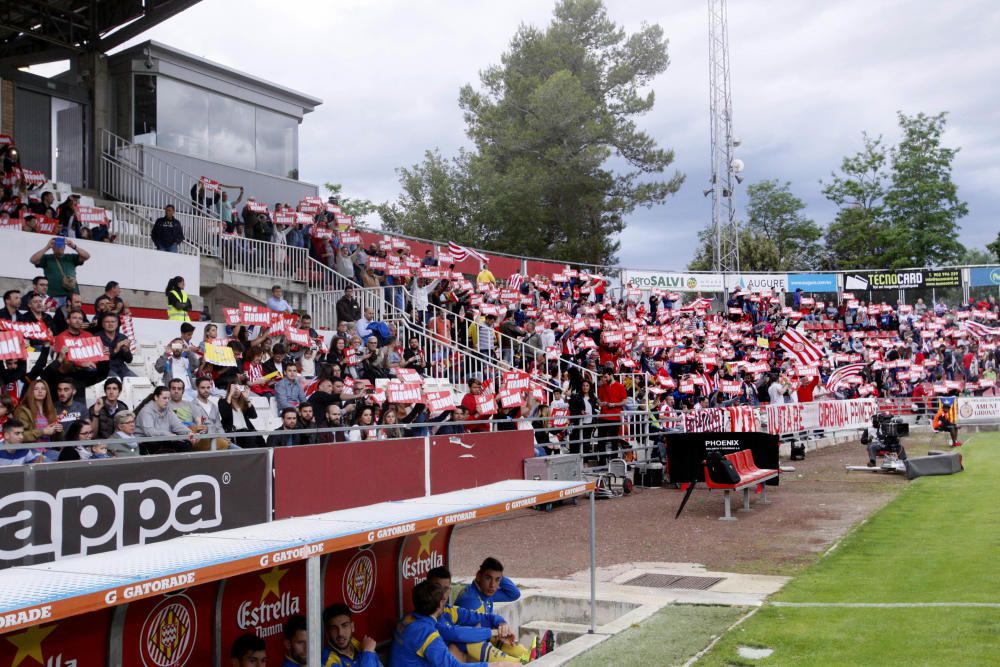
(524, 454), (583, 482)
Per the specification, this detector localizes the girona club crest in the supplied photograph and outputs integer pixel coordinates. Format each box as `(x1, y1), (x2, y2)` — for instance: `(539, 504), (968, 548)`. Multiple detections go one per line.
(139, 594), (197, 667)
(342, 548), (377, 613)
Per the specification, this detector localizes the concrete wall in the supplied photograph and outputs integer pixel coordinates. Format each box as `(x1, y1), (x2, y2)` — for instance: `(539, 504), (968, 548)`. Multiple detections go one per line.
(2, 230), (200, 293)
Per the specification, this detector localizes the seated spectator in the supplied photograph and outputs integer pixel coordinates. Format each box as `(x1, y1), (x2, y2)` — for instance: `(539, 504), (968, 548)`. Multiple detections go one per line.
(219, 383), (264, 448)
(54, 377), (90, 428)
(57, 419), (110, 461)
(166, 377), (198, 429)
(346, 405), (377, 441)
(165, 276), (193, 322)
(96, 280), (128, 315)
(152, 204), (184, 252)
(0, 289), (20, 321)
(55, 194), (81, 237)
(243, 346), (278, 398)
(13, 379), (62, 444)
(94, 378), (129, 438)
(97, 312), (135, 378)
(296, 403), (317, 445)
(378, 405), (403, 440)
(134, 386), (194, 455)
(155, 338), (196, 395)
(317, 403), (347, 444)
(360, 337), (392, 381)
(267, 284), (292, 313)
(267, 407), (308, 447)
(29, 190), (56, 218)
(29, 237), (90, 307)
(321, 603), (378, 667)
(0, 420), (43, 466)
(191, 376), (226, 436)
(401, 336), (427, 375)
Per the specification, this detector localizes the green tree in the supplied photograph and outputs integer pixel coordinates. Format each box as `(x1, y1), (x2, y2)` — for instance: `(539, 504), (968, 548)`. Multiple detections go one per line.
(987, 232), (1000, 262)
(742, 180), (822, 270)
(323, 182), (377, 221)
(381, 0), (683, 264)
(962, 247), (994, 266)
(882, 112), (967, 268)
(822, 134), (890, 269)
(378, 150), (483, 245)
(687, 223), (781, 272)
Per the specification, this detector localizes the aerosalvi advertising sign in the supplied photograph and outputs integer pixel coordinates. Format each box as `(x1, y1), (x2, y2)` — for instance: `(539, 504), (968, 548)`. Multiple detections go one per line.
(623, 270), (725, 292)
(843, 269), (961, 291)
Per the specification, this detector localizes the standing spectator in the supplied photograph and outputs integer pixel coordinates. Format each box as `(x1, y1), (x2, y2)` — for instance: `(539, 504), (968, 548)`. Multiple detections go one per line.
(267, 285), (292, 313)
(460, 379), (491, 433)
(152, 204), (184, 252)
(155, 338), (196, 393)
(337, 287), (362, 325)
(219, 187), (244, 229)
(29, 191), (57, 218)
(477, 263), (496, 286)
(29, 237), (90, 307)
(189, 181), (220, 215)
(596, 371), (627, 463)
(410, 276), (440, 324)
(56, 194), (81, 237)
(165, 276), (193, 322)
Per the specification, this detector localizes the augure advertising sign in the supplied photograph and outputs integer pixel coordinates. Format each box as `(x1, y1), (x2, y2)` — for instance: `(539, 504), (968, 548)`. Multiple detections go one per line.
(843, 269), (961, 291)
(736, 274), (788, 292)
(623, 270), (725, 292)
(969, 266), (1000, 287)
(0, 450), (270, 568)
(788, 273), (839, 292)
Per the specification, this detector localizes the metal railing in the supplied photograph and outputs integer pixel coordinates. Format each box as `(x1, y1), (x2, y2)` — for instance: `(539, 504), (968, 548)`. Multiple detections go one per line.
(117, 203), (226, 257)
(110, 202), (200, 256)
(100, 130), (224, 221)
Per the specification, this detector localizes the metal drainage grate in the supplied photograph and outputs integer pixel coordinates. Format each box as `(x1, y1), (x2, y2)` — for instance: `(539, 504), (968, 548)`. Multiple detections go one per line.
(622, 573), (724, 590)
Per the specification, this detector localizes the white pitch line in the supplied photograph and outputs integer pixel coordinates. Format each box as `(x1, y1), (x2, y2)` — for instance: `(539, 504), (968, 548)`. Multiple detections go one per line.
(771, 602), (1000, 608)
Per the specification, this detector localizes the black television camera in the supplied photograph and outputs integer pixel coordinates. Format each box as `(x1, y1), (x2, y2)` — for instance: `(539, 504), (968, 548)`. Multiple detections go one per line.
(863, 413), (909, 448)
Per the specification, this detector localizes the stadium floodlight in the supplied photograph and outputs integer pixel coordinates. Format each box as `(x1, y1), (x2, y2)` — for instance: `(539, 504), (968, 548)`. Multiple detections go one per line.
(731, 158), (744, 172)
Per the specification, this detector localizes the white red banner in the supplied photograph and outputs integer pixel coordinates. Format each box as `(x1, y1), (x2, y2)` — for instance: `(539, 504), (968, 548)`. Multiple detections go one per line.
(240, 303), (272, 326)
(0, 331), (27, 361)
(387, 381), (422, 404)
(63, 335), (109, 364)
(424, 391), (456, 412)
(0, 319), (51, 343)
(957, 397), (1000, 424)
(199, 176), (221, 193)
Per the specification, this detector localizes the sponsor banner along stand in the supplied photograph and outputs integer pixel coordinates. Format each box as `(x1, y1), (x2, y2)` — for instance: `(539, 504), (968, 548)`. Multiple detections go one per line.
(843, 269), (961, 292)
(0, 608), (111, 667)
(969, 266), (1000, 288)
(218, 561), (307, 662)
(957, 397), (1000, 424)
(788, 273), (839, 293)
(736, 273), (788, 293)
(323, 540), (403, 641)
(0, 450), (270, 569)
(622, 270), (725, 293)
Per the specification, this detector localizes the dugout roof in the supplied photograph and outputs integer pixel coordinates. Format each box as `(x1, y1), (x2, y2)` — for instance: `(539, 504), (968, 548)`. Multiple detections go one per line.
(0, 479), (593, 633)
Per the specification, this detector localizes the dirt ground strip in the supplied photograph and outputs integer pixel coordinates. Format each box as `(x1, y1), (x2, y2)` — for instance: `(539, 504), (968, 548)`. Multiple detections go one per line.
(451, 436), (941, 579)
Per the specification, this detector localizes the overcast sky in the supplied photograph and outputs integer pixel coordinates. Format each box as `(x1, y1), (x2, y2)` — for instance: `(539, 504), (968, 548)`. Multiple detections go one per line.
(82, 0), (1000, 269)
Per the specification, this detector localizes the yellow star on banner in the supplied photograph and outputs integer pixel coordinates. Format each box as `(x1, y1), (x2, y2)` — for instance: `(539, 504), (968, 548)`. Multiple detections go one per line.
(259, 565), (288, 603)
(7, 623), (57, 667)
(417, 530), (437, 558)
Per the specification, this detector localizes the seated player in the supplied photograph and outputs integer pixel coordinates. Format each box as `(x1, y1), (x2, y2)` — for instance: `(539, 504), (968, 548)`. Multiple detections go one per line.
(321, 603), (381, 666)
(455, 558), (546, 662)
(424, 566), (525, 664)
(283, 614), (308, 666)
(932, 394), (961, 447)
(230, 634), (267, 667)
(390, 580), (489, 667)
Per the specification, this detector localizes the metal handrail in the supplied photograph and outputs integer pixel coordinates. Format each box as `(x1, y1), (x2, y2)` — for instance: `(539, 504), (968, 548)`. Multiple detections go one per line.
(116, 202), (225, 257)
(110, 202), (200, 256)
(100, 129), (224, 221)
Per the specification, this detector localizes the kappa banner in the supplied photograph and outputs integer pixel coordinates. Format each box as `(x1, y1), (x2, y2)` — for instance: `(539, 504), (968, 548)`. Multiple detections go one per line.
(623, 270), (725, 292)
(957, 397), (1000, 424)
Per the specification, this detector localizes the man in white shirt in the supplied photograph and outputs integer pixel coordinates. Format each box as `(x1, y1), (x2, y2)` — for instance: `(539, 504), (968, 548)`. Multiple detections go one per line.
(267, 285), (292, 313)
(355, 307), (374, 340)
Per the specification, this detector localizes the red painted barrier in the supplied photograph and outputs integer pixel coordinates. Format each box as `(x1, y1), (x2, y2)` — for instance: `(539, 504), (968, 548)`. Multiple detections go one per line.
(428, 430), (534, 494)
(486, 255), (521, 280)
(526, 259), (567, 279)
(273, 439), (426, 519)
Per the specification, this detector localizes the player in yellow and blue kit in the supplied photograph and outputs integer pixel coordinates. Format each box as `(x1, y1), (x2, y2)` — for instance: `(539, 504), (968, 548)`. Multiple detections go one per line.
(321, 603), (382, 667)
(282, 615), (308, 666)
(426, 566), (524, 663)
(390, 581), (490, 667)
(454, 558), (551, 661)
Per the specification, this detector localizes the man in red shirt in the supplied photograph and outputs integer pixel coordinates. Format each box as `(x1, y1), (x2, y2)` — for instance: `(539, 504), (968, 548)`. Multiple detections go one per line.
(596, 370), (627, 464)
(460, 378), (491, 433)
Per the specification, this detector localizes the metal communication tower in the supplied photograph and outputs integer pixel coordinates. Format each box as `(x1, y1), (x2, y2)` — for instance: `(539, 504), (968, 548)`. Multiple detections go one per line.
(707, 0), (740, 279)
